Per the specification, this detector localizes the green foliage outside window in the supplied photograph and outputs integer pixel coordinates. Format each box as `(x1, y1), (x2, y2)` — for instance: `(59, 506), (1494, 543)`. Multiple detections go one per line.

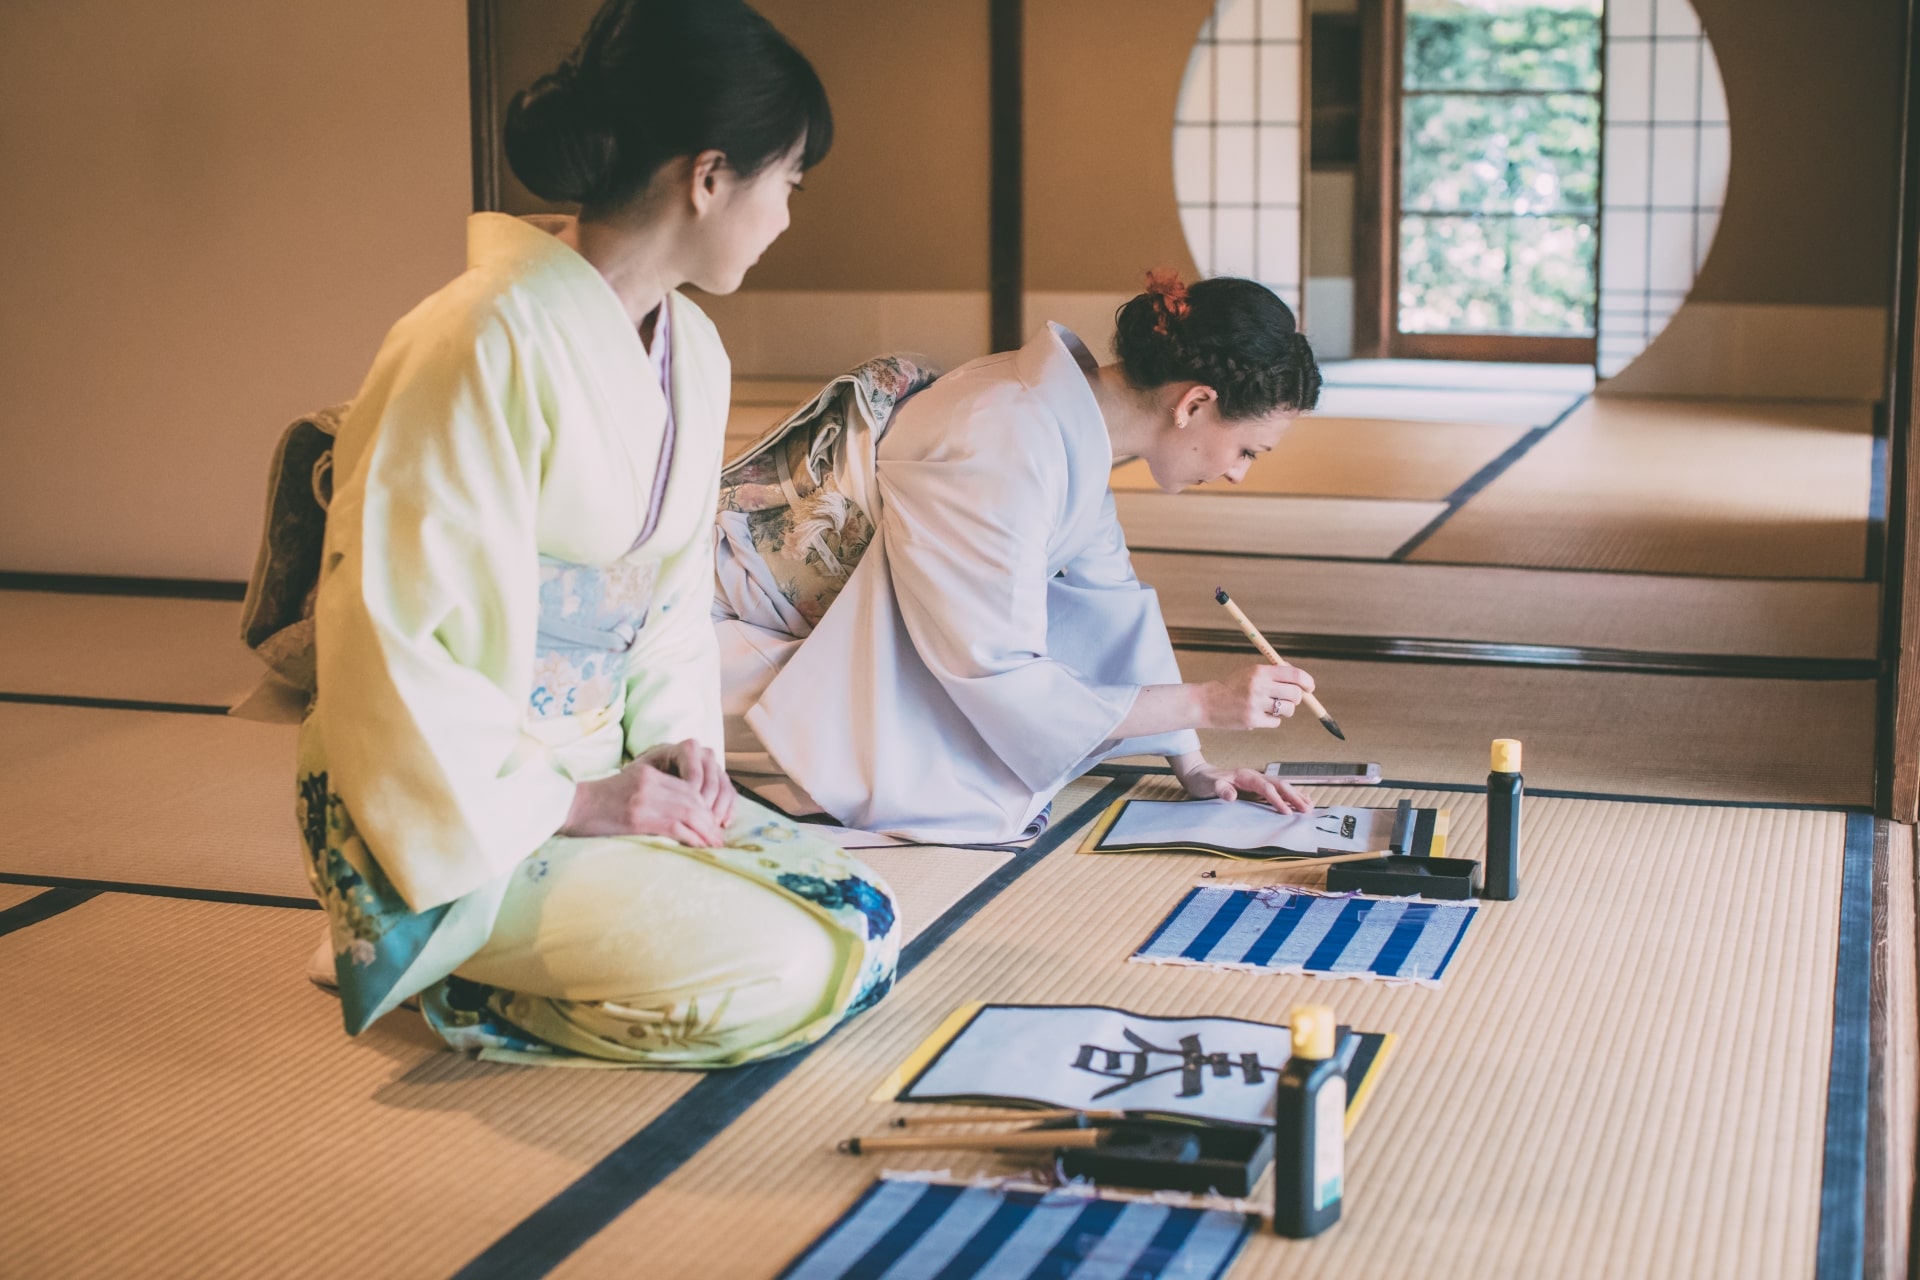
(1399, 0), (1602, 336)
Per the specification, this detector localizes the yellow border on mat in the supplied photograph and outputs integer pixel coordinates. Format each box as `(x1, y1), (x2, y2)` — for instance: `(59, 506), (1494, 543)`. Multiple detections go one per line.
(870, 1002), (987, 1103)
(1346, 1032), (1398, 1137)
(1076, 797), (1131, 854)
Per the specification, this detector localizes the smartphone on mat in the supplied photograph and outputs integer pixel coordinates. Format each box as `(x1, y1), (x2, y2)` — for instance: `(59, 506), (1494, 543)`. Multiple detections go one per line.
(1263, 762), (1382, 785)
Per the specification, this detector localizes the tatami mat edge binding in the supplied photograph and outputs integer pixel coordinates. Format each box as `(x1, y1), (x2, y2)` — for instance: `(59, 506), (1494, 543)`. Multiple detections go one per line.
(448, 776), (1135, 1280)
(1163, 629), (1878, 681)
(1390, 393), (1591, 561)
(1142, 547), (1883, 583)
(0, 871), (318, 913)
(1088, 764), (1874, 814)
(0, 572), (246, 600)
(0, 691), (231, 716)
(1816, 812), (1875, 1278)
(0, 887), (97, 937)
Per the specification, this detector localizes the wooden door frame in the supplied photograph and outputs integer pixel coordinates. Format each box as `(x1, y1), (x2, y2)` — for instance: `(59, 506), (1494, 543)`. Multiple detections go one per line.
(1876, 0), (1920, 824)
(466, 0), (502, 214)
(1352, 0), (1598, 364)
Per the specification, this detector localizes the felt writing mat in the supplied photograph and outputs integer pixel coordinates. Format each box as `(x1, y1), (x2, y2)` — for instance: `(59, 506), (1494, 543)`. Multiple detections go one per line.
(776, 1179), (1256, 1280)
(1135, 886), (1477, 985)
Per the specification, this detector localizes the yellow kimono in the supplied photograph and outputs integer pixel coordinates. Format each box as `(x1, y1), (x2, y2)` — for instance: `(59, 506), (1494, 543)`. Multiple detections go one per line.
(298, 214), (898, 1065)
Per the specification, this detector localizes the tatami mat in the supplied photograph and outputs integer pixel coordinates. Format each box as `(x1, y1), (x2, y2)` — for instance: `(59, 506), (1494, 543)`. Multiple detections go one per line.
(0, 703), (309, 899)
(1137, 553), (1882, 660)
(1116, 492), (1443, 559)
(0, 895), (708, 1279)
(1162, 651), (1875, 808)
(0, 780), (1102, 1277)
(0, 703), (1025, 949)
(1110, 417), (1530, 501)
(552, 778), (1845, 1279)
(1315, 384), (1580, 427)
(0, 589), (258, 707)
(1412, 397), (1876, 578)
(0, 883), (51, 913)
(1320, 359), (1595, 393)
(854, 844), (1013, 938)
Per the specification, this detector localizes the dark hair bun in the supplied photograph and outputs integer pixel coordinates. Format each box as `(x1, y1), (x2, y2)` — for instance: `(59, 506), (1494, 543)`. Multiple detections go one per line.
(502, 0), (833, 212)
(504, 72), (620, 206)
(1113, 272), (1323, 418)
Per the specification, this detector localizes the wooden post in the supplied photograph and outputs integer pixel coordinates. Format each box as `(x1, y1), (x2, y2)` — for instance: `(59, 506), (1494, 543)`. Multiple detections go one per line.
(1877, 0), (1920, 824)
(989, 0), (1024, 353)
(1351, 0), (1398, 359)
(467, 0), (502, 215)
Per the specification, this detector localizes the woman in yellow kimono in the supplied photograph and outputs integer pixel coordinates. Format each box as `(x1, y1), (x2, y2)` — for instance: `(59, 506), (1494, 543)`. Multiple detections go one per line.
(299, 0), (898, 1066)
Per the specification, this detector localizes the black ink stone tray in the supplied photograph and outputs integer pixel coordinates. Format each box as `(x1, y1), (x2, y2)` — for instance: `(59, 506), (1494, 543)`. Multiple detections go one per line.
(1059, 1122), (1274, 1197)
(1325, 855), (1482, 900)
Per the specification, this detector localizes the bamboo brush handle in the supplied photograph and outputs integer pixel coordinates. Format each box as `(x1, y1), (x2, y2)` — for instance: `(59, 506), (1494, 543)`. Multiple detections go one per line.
(1217, 595), (1333, 723)
(838, 1129), (1106, 1155)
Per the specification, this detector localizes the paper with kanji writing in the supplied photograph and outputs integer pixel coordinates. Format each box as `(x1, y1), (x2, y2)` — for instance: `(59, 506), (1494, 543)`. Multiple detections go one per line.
(898, 1004), (1299, 1126)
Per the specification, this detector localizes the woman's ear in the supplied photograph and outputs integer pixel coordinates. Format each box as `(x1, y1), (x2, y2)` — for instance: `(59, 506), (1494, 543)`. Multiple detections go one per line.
(688, 150), (727, 215)
(1172, 384), (1216, 430)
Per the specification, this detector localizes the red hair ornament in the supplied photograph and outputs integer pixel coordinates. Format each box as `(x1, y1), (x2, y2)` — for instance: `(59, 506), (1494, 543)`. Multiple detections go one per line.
(1144, 268), (1191, 336)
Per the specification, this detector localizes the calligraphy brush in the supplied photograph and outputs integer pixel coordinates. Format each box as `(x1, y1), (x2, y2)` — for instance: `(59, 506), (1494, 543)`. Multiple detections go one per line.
(1214, 588), (1344, 740)
(1203, 850), (1386, 881)
(887, 1108), (1122, 1129)
(838, 1128), (1109, 1155)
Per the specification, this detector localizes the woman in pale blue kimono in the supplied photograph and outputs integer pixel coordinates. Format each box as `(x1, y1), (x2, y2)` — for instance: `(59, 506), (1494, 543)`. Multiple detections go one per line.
(716, 274), (1324, 844)
(299, 0), (898, 1066)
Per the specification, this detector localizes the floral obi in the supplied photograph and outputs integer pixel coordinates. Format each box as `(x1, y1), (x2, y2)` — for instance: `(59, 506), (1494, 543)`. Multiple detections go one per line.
(527, 551), (661, 721)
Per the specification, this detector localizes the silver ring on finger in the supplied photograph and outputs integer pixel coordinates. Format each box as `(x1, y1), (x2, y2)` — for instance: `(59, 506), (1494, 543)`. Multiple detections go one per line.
(1270, 697), (1286, 718)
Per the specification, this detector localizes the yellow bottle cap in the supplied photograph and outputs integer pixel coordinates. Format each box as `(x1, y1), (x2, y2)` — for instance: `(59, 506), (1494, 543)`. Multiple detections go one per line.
(1491, 739), (1522, 773)
(1290, 1004), (1337, 1060)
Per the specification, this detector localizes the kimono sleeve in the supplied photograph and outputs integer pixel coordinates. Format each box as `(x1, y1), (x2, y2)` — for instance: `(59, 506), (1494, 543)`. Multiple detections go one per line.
(875, 412), (1139, 794)
(1051, 493), (1201, 760)
(314, 315), (576, 912)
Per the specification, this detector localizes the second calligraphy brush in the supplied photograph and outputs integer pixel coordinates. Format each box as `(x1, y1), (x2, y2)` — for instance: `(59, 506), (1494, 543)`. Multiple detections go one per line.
(838, 1129), (1108, 1155)
(1214, 587), (1344, 741)
(1203, 849), (1388, 881)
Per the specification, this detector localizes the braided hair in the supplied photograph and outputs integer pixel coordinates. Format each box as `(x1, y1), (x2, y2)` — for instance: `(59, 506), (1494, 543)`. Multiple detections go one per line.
(1112, 271), (1322, 418)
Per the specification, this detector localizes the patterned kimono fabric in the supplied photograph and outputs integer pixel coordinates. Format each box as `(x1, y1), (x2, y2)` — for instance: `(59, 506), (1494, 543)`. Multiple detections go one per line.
(712, 353), (940, 702)
(296, 214), (898, 1067)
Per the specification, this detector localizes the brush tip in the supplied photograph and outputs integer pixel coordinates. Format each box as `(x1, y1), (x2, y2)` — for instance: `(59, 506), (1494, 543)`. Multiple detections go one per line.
(1214, 587), (1229, 604)
(1321, 717), (1346, 741)
(837, 1138), (861, 1155)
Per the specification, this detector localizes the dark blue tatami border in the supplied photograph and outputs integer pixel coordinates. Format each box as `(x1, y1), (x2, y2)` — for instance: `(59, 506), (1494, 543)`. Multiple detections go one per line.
(0, 887), (100, 937)
(0, 872), (317, 912)
(1388, 393), (1591, 561)
(0, 691), (232, 716)
(1815, 811), (1876, 1278)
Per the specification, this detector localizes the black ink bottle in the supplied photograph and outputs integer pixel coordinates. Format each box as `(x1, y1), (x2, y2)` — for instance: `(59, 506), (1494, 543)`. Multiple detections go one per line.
(1485, 738), (1522, 900)
(1272, 1004), (1344, 1239)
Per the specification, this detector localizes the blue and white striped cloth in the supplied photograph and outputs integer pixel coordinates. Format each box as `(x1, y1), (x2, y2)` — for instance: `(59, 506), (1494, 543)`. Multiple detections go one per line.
(778, 1179), (1253, 1280)
(1134, 886), (1476, 985)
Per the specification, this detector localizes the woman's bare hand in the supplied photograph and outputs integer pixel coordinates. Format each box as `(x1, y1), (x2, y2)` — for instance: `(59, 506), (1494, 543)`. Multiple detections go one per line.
(1201, 662), (1316, 730)
(639, 737), (737, 829)
(561, 754), (727, 848)
(1174, 758), (1313, 812)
